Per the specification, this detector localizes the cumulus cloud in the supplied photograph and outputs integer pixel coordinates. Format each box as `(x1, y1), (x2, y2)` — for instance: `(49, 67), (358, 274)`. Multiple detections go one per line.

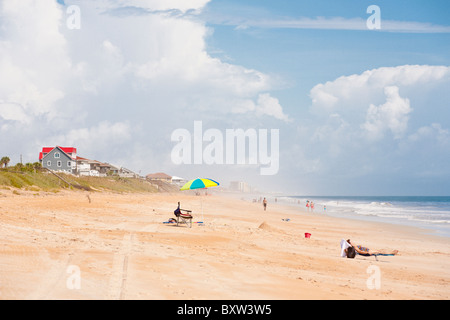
(255, 93), (290, 122)
(294, 65), (450, 183)
(0, 0), (70, 120)
(407, 123), (450, 151)
(52, 121), (132, 157)
(0, 102), (30, 123)
(310, 65), (450, 116)
(362, 86), (412, 140)
(0, 0), (288, 169)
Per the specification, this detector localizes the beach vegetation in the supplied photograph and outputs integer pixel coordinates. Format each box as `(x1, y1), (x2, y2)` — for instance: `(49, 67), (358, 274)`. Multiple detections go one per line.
(1, 156), (10, 168)
(0, 167), (163, 193)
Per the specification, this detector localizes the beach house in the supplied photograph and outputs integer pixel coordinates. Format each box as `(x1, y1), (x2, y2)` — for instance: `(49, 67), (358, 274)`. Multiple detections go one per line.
(118, 167), (139, 178)
(75, 156), (99, 177)
(171, 176), (187, 186)
(146, 173), (172, 183)
(40, 146), (139, 178)
(39, 147), (77, 174)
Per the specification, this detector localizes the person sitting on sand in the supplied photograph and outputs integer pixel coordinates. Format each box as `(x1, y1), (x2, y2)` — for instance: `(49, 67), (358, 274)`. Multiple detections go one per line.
(346, 239), (398, 257)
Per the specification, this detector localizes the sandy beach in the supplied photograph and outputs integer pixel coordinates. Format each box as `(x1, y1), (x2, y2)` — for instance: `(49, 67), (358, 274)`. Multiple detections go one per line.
(0, 188), (449, 300)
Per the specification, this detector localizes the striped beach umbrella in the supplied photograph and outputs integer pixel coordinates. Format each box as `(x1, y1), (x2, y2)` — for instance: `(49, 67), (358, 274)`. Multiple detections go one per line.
(180, 178), (220, 223)
(180, 178), (220, 191)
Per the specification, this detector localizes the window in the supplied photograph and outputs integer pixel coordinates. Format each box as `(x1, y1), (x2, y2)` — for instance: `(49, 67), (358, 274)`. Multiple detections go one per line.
(68, 161), (71, 167)
(47, 161), (51, 167)
(54, 152), (60, 158)
(57, 161), (62, 167)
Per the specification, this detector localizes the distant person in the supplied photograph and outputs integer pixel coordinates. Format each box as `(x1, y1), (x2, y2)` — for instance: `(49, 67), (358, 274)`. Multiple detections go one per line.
(311, 201), (315, 212)
(263, 198), (267, 211)
(306, 200), (310, 212)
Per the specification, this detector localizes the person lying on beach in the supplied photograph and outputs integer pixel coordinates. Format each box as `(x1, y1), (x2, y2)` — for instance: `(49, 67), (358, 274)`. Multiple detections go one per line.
(346, 239), (398, 257)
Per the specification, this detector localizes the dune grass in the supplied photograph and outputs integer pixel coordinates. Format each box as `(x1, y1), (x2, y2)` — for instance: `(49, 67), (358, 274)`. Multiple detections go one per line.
(0, 170), (163, 193)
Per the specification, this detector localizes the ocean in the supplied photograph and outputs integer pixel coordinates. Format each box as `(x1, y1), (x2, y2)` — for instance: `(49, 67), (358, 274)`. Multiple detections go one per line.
(282, 196), (450, 238)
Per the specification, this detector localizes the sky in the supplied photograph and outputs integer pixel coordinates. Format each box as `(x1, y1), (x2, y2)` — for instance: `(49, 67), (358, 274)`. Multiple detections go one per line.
(0, 0), (449, 196)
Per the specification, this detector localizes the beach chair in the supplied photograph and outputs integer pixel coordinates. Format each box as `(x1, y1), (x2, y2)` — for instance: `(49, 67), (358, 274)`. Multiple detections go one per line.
(174, 203), (193, 228)
(177, 210), (193, 228)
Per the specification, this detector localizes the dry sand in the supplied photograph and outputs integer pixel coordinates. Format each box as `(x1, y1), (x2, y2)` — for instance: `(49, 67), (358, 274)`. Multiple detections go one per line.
(0, 188), (449, 300)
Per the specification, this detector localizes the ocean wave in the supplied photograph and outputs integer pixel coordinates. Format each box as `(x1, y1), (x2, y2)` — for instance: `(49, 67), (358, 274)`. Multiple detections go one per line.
(287, 196), (450, 233)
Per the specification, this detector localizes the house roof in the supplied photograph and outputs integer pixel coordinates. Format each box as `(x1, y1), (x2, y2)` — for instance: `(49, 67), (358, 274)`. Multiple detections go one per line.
(40, 147), (77, 160)
(40, 146), (77, 161)
(146, 173), (172, 179)
(76, 156), (100, 164)
(88, 159), (113, 167)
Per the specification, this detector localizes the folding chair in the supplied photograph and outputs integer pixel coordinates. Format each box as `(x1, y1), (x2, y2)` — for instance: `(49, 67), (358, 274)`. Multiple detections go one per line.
(177, 210), (193, 228)
(174, 202), (193, 228)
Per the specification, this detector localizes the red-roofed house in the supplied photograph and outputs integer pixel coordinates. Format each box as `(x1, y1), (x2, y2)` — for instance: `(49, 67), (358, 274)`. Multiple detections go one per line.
(39, 146), (77, 174)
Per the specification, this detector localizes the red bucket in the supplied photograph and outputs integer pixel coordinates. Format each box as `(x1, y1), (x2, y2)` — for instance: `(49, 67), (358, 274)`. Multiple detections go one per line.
(305, 233), (311, 239)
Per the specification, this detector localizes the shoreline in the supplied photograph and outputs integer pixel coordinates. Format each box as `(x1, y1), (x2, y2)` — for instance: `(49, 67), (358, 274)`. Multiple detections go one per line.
(0, 188), (449, 300)
(244, 194), (450, 239)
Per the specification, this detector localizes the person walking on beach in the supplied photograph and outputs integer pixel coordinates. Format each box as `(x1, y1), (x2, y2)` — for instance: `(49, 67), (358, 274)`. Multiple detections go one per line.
(306, 200), (310, 212)
(311, 201), (315, 212)
(263, 198), (267, 211)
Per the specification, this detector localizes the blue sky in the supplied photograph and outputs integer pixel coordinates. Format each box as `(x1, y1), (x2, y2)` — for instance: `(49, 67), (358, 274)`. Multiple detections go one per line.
(1, 0), (449, 195)
(204, 1), (450, 87)
(200, 0), (450, 195)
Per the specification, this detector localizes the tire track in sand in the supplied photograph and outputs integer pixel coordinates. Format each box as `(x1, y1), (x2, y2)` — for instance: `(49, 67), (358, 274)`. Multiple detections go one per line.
(107, 233), (133, 300)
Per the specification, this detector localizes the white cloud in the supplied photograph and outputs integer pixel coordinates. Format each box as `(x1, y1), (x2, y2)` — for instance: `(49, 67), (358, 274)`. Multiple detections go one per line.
(0, 0), (70, 120)
(293, 65), (450, 182)
(0, 102), (30, 123)
(70, 0), (285, 119)
(362, 86), (412, 140)
(0, 0), (288, 171)
(48, 121), (132, 160)
(408, 123), (450, 147)
(127, 0), (211, 13)
(310, 65), (450, 116)
(255, 93), (290, 122)
(96, 0), (211, 13)
(211, 14), (450, 34)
